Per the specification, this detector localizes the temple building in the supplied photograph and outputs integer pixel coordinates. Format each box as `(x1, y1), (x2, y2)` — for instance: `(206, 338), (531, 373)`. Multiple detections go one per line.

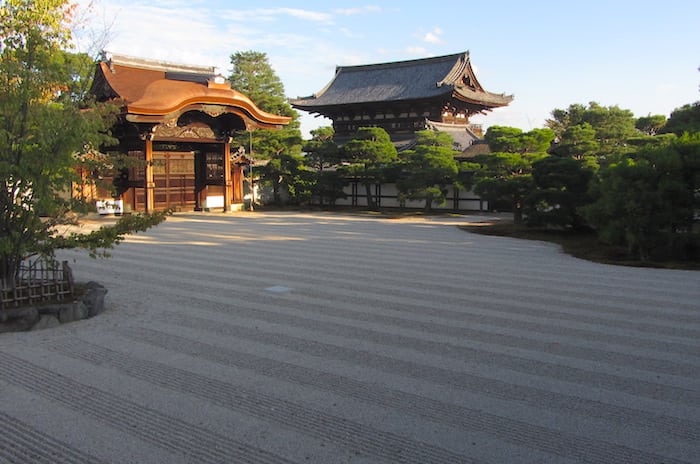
(290, 51), (512, 150)
(88, 53), (290, 213)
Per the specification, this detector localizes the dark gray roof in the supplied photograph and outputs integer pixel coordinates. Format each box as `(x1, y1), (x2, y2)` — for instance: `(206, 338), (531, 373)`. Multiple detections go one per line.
(291, 52), (512, 110)
(425, 120), (480, 152)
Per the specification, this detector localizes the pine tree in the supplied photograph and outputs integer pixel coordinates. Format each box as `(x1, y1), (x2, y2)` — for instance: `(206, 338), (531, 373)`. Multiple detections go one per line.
(228, 51), (302, 205)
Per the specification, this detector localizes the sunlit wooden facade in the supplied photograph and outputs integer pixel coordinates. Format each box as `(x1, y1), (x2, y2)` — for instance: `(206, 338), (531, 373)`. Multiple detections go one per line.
(90, 53), (290, 212)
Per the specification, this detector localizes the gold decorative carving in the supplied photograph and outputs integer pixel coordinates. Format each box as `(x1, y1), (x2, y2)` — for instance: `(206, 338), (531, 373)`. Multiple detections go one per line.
(153, 119), (216, 139)
(202, 105), (227, 118)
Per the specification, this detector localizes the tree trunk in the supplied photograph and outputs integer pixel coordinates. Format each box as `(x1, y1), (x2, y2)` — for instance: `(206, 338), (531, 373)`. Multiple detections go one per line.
(513, 203), (523, 225)
(1, 255), (19, 290)
(364, 182), (376, 210)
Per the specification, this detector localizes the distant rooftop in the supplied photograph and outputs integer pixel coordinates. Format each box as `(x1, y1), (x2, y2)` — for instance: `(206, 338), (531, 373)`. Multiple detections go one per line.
(291, 52), (512, 111)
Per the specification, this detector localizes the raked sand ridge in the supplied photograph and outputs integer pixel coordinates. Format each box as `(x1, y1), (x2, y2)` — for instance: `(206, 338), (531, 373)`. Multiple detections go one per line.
(0, 211), (698, 463)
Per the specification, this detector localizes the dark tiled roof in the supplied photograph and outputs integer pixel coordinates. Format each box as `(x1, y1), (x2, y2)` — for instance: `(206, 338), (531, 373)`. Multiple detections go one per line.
(291, 52), (512, 109)
(456, 139), (491, 159)
(425, 120), (480, 152)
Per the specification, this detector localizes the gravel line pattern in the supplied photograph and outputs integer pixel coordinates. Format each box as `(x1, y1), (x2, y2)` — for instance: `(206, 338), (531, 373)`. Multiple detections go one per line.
(0, 412), (107, 464)
(0, 211), (698, 463)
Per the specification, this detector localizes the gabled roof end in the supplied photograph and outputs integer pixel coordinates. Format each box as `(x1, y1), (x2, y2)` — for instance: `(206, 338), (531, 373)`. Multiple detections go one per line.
(101, 51), (217, 75)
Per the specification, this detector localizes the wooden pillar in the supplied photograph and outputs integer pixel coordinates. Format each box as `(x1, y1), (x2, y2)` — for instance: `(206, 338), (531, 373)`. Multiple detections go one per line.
(144, 136), (155, 213)
(223, 140), (232, 212)
(233, 166), (242, 202)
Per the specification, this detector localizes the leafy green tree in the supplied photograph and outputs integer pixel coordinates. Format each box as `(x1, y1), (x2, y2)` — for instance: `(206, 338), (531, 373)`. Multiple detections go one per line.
(546, 103), (588, 141)
(483, 126), (524, 152)
(527, 156), (593, 229)
(228, 51), (303, 204)
(581, 102), (637, 145)
(635, 114), (667, 136)
(548, 123), (600, 167)
(484, 126), (553, 153)
(547, 102), (637, 165)
(672, 132), (700, 231)
(342, 127), (397, 209)
(0, 0), (164, 286)
(229, 51), (287, 115)
(583, 136), (700, 262)
(303, 126), (346, 206)
(473, 127), (552, 223)
(260, 152), (312, 205)
(661, 101), (700, 136)
(303, 126), (341, 171)
(396, 130), (459, 211)
(312, 170), (348, 207)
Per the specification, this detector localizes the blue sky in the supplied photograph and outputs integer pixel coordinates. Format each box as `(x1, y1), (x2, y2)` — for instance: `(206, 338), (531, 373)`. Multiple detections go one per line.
(76, 0), (700, 137)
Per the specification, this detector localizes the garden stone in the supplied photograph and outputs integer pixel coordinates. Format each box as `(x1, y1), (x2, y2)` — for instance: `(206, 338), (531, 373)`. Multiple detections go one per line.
(0, 307), (39, 332)
(31, 314), (60, 331)
(59, 301), (88, 324)
(83, 281), (108, 317)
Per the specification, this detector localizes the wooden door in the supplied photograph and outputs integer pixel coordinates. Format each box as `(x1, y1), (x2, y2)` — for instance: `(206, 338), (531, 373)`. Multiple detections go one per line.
(152, 152), (196, 211)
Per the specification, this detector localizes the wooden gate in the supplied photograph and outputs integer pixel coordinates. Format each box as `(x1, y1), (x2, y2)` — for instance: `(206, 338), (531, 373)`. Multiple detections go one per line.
(152, 151), (196, 211)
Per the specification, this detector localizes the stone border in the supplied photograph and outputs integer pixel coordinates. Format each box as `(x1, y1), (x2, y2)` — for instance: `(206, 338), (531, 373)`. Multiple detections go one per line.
(0, 282), (107, 333)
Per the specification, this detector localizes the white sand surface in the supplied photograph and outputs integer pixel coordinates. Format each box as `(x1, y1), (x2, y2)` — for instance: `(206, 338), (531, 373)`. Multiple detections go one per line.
(1, 211), (698, 463)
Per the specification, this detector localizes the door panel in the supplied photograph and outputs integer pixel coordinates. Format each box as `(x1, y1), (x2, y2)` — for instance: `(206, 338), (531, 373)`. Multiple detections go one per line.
(153, 152), (196, 211)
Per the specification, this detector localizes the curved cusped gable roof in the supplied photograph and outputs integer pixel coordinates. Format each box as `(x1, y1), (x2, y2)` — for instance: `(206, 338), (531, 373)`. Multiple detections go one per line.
(92, 54), (291, 128)
(290, 51), (513, 111)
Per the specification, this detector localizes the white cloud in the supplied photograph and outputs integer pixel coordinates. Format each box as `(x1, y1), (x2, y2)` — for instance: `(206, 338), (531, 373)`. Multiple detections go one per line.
(270, 7), (333, 22)
(334, 5), (382, 16)
(222, 7), (332, 23)
(422, 27), (443, 44)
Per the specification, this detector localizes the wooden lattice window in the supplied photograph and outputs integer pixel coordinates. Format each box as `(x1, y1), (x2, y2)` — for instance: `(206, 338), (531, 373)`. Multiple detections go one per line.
(206, 152), (224, 181)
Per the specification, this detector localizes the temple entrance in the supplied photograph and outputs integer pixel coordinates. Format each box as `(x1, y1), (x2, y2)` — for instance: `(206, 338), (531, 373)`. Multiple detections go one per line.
(89, 53), (290, 213)
(152, 151), (196, 211)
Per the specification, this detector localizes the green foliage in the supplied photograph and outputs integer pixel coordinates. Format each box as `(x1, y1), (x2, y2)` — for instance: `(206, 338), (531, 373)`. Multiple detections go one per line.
(547, 102), (637, 164)
(583, 136), (700, 262)
(397, 130), (459, 211)
(312, 170), (348, 207)
(484, 126), (524, 152)
(260, 152), (312, 205)
(672, 132), (700, 222)
(544, 102), (699, 263)
(581, 103), (637, 143)
(627, 133), (676, 148)
(635, 114), (667, 136)
(47, 211), (169, 258)
(661, 101), (700, 136)
(474, 127), (551, 223)
(228, 50), (303, 205)
(548, 102), (636, 142)
(229, 51), (288, 116)
(228, 50), (299, 133)
(484, 126), (554, 153)
(0, 0), (163, 284)
(526, 156), (593, 229)
(303, 126), (341, 171)
(548, 123), (600, 167)
(343, 127), (397, 165)
(342, 127), (398, 209)
(303, 126), (347, 206)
